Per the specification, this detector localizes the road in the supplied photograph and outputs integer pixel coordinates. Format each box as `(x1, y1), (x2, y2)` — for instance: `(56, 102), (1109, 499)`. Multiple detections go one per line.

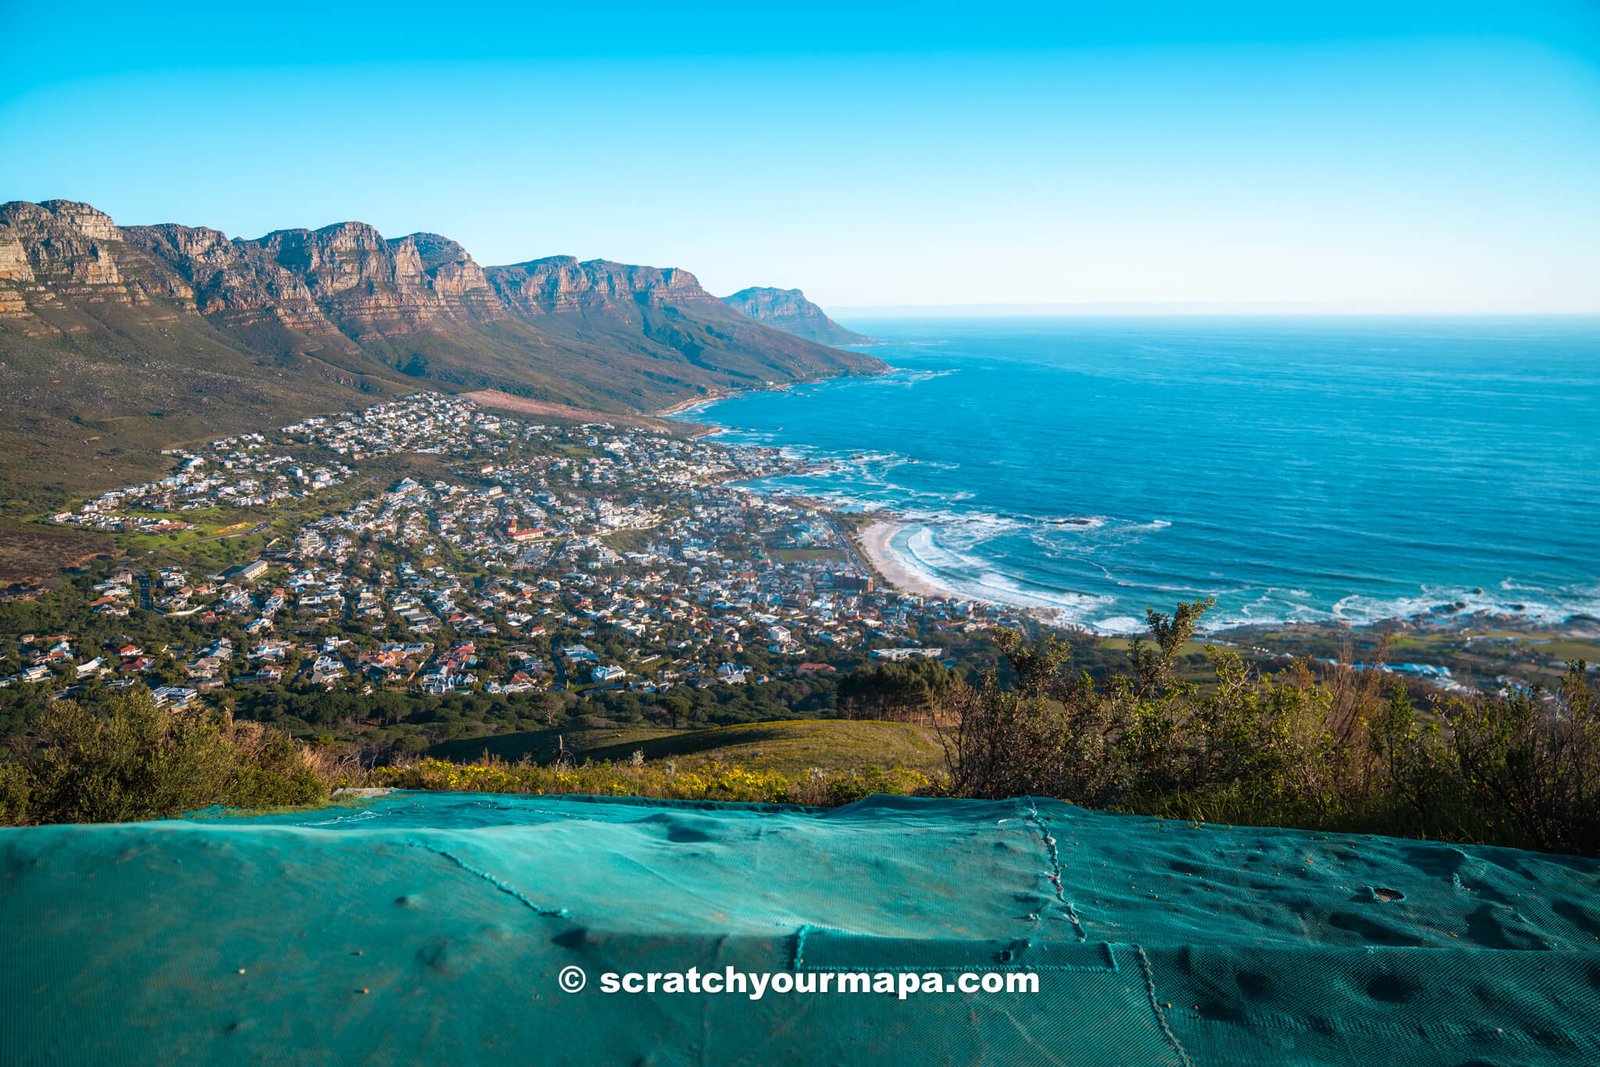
(821, 514), (871, 578)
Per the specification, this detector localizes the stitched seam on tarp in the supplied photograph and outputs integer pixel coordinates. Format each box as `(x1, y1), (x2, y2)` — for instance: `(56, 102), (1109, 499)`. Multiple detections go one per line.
(792, 924), (814, 969)
(1023, 799), (1089, 941)
(412, 842), (570, 918)
(792, 929), (1119, 972)
(1134, 944), (1195, 1067)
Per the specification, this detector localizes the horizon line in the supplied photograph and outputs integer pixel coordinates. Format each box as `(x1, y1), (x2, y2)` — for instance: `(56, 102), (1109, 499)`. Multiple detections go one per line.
(828, 302), (1600, 318)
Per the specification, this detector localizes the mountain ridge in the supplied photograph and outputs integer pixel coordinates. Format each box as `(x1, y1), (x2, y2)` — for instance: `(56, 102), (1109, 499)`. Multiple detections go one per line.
(0, 199), (884, 500)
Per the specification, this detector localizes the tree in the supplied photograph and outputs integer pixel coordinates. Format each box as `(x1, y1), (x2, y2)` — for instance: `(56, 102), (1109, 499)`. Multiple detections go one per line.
(1128, 597), (1214, 694)
(838, 658), (960, 723)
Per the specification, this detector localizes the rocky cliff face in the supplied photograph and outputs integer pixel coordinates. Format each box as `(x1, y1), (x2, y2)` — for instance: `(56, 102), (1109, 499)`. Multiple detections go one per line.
(235, 223), (505, 337)
(116, 221), (507, 342)
(486, 257), (722, 315)
(0, 227), (35, 318)
(721, 286), (869, 345)
(0, 201), (145, 329)
(121, 221), (343, 338)
(0, 204), (511, 344)
(403, 233), (503, 319)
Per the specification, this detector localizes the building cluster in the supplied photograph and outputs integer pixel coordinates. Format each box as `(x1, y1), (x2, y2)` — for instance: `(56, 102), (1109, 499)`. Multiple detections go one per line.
(51, 443), (348, 535)
(10, 394), (1022, 702)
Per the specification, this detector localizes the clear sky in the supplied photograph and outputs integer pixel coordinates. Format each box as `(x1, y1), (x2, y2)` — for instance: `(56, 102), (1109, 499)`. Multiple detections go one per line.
(2, 1), (1598, 312)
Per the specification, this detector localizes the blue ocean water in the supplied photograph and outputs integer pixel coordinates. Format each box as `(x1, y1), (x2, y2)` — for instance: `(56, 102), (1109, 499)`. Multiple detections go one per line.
(681, 317), (1600, 633)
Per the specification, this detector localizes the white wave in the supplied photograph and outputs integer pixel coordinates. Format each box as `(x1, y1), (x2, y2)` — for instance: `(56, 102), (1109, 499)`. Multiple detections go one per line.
(1326, 581), (1600, 628)
(1219, 587), (1334, 628)
(858, 368), (957, 387)
(900, 524), (991, 575)
(1091, 616), (1146, 635)
(883, 524), (1116, 618)
(899, 510), (1032, 547)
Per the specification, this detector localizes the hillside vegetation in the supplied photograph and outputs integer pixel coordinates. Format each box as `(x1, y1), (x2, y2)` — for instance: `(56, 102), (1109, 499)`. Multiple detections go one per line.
(945, 600), (1600, 856)
(0, 690), (330, 825)
(6, 602), (1598, 858)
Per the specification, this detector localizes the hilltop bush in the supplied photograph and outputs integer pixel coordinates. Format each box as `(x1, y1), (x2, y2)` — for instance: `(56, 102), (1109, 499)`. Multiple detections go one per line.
(941, 601), (1600, 856)
(3, 690), (332, 825)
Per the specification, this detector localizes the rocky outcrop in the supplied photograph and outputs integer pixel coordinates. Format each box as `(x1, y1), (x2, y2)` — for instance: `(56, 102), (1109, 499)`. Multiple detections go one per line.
(0, 226), (35, 318)
(121, 222), (342, 337)
(0, 200), (161, 331)
(235, 222), (504, 338)
(486, 257), (722, 315)
(0, 201), (129, 295)
(0, 206), (507, 344)
(402, 233), (503, 320)
(117, 222), (505, 341)
(0, 229), (33, 282)
(721, 286), (870, 345)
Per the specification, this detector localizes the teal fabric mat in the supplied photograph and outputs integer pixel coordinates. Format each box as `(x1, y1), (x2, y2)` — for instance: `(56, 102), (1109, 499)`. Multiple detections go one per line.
(4, 793), (1598, 1065)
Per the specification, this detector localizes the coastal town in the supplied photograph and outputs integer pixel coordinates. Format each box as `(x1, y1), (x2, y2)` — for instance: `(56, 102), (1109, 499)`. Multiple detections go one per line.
(5, 395), (1588, 727)
(3, 394), (1018, 710)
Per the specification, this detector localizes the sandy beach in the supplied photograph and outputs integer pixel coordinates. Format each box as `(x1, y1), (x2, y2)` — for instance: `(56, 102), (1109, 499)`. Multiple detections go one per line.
(856, 519), (1099, 628)
(855, 520), (969, 601)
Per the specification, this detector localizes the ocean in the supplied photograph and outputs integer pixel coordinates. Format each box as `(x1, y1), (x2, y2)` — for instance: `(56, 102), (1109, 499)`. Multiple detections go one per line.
(677, 316), (1600, 634)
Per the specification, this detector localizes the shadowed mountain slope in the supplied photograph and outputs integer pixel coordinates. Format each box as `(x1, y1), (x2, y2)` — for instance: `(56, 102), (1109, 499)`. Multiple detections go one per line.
(721, 286), (871, 345)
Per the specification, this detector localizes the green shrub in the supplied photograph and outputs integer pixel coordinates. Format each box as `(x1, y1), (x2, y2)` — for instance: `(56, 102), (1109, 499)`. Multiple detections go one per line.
(6, 690), (330, 824)
(0, 759), (30, 824)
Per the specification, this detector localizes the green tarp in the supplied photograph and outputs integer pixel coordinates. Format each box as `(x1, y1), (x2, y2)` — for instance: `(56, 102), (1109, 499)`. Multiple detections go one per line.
(4, 793), (1599, 1064)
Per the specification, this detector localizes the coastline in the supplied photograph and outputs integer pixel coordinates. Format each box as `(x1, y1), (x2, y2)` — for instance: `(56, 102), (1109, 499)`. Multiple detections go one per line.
(850, 514), (1600, 643)
(854, 520), (963, 601)
(651, 364), (893, 421)
(853, 518), (1072, 630)
(653, 393), (728, 418)
(657, 361), (1600, 645)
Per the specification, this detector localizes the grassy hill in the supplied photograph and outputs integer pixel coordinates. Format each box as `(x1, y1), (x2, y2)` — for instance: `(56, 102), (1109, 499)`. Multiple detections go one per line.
(0, 317), (411, 511)
(428, 719), (945, 776)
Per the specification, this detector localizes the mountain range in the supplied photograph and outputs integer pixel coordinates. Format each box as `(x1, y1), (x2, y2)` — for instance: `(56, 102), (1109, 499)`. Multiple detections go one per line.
(0, 199), (879, 501)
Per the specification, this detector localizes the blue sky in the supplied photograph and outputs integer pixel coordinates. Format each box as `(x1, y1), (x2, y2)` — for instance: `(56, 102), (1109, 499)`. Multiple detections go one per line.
(2, 1), (1597, 311)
